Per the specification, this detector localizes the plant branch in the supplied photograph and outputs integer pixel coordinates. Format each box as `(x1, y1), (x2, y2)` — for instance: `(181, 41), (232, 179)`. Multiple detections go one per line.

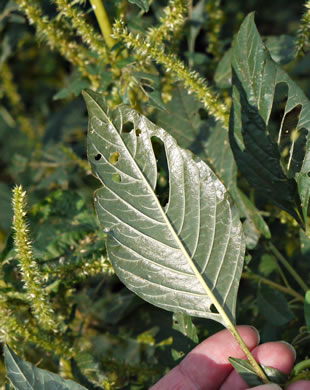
(242, 272), (305, 302)
(267, 242), (309, 293)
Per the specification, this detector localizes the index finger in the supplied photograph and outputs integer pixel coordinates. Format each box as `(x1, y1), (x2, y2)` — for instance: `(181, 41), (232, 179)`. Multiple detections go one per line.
(150, 325), (259, 390)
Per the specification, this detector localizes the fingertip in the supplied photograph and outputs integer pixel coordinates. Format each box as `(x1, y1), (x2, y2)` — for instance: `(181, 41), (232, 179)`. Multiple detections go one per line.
(249, 385), (282, 390)
(252, 341), (296, 375)
(286, 380), (310, 390)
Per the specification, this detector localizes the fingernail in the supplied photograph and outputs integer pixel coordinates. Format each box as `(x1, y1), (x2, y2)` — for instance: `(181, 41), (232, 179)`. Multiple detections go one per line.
(248, 326), (260, 344)
(279, 341), (296, 360)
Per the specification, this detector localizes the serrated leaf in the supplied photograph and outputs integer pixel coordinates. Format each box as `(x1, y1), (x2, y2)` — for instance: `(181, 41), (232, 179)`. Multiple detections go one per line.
(4, 345), (87, 390)
(84, 89), (245, 326)
(257, 285), (294, 326)
(128, 0), (149, 12)
(230, 13), (310, 224)
(229, 357), (288, 387)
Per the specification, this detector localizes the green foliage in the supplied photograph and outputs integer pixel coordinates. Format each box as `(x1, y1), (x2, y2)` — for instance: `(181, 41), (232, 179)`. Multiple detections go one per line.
(1, 0), (310, 388)
(4, 345), (87, 390)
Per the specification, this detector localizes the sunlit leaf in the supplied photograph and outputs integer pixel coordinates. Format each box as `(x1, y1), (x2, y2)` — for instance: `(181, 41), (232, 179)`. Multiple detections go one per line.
(84, 89), (245, 326)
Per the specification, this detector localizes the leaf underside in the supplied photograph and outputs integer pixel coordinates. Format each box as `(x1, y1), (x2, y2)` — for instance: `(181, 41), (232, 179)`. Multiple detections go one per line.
(230, 13), (310, 223)
(84, 89), (245, 326)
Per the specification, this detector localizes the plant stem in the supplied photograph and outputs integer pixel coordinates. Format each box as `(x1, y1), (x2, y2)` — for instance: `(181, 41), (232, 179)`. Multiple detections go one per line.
(242, 272), (305, 302)
(89, 0), (116, 48)
(209, 293), (270, 384)
(292, 359), (310, 375)
(267, 242), (309, 293)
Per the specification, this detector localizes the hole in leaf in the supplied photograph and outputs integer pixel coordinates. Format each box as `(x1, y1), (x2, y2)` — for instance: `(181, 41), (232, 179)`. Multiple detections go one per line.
(109, 152), (120, 165)
(122, 121), (134, 134)
(268, 82), (288, 142)
(198, 107), (208, 120)
(269, 84), (306, 177)
(136, 129), (142, 137)
(151, 136), (169, 208)
(95, 154), (102, 161)
(143, 84), (154, 93)
(308, 172), (310, 177)
(112, 173), (121, 183)
(280, 107), (306, 177)
(210, 304), (218, 314)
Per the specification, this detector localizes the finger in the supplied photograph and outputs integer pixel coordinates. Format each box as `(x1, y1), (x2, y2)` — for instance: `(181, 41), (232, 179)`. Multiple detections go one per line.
(220, 341), (296, 390)
(150, 325), (259, 390)
(286, 381), (310, 390)
(249, 385), (282, 390)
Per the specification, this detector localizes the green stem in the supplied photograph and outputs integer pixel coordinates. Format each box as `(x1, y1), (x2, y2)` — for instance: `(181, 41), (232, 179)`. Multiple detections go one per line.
(216, 305), (269, 384)
(268, 242), (309, 293)
(89, 0), (116, 48)
(242, 272), (305, 302)
(292, 359), (310, 376)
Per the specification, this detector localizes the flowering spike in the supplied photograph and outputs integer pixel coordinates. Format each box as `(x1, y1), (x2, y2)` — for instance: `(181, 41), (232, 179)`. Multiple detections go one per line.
(12, 185), (57, 330)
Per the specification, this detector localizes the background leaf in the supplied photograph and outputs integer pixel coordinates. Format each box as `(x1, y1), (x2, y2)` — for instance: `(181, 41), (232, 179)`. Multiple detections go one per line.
(4, 345), (87, 390)
(85, 89), (245, 326)
(257, 285), (294, 326)
(229, 13), (310, 224)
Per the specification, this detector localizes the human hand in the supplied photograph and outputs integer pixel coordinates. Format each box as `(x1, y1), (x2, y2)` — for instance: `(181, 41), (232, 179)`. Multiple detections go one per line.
(150, 325), (310, 390)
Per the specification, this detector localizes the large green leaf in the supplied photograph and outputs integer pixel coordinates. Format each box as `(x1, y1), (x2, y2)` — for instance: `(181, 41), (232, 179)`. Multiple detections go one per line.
(84, 89), (245, 326)
(4, 345), (86, 390)
(230, 13), (310, 223)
